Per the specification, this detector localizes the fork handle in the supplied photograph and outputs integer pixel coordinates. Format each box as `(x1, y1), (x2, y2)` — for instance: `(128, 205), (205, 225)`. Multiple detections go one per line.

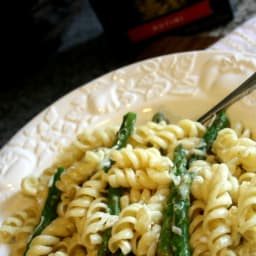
(197, 72), (256, 124)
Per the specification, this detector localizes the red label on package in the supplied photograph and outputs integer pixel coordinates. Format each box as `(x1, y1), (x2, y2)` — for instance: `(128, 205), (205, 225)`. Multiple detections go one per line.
(128, 0), (213, 42)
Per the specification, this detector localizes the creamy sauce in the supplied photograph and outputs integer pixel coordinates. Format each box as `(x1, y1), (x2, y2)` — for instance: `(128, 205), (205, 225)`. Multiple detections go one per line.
(0, 51), (255, 254)
(1, 90), (253, 217)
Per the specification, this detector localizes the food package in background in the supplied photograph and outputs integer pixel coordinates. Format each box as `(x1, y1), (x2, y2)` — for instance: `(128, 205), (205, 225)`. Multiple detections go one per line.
(89, 0), (234, 42)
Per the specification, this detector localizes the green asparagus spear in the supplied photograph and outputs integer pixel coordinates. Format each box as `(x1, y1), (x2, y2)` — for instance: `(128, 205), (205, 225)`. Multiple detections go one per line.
(113, 112), (137, 150)
(169, 175), (192, 256)
(157, 204), (173, 256)
(23, 167), (65, 255)
(151, 112), (170, 155)
(202, 111), (229, 152)
(99, 113), (137, 256)
(159, 112), (229, 255)
(98, 228), (112, 256)
(152, 112), (170, 124)
(107, 186), (123, 215)
(103, 112), (137, 172)
(189, 111), (230, 163)
(157, 144), (191, 256)
(98, 187), (122, 256)
(157, 112), (229, 255)
(172, 144), (187, 176)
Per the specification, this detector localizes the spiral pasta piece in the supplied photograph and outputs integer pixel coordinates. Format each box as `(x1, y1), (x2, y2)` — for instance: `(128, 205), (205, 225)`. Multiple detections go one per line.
(130, 120), (205, 151)
(190, 160), (238, 204)
(80, 197), (118, 250)
(66, 171), (107, 217)
(0, 207), (38, 243)
(203, 164), (233, 255)
(109, 203), (151, 255)
(130, 121), (178, 147)
(131, 224), (161, 256)
(76, 126), (118, 150)
(237, 176), (256, 242)
(110, 145), (173, 171)
(189, 200), (209, 256)
(56, 149), (106, 194)
(213, 128), (256, 173)
(133, 121), (182, 147)
(107, 145), (172, 189)
(1, 206), (38, 255)
(107, 166), (171, 190)
(189, 160), (213, 202)
(26, 217), (75, 256)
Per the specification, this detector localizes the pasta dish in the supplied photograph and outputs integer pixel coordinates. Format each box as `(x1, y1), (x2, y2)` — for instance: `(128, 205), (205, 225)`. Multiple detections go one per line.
(0, 111), (255, 255)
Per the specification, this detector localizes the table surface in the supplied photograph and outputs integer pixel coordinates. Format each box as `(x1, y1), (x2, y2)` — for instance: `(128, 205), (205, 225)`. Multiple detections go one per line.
(1, 0), (256, 148)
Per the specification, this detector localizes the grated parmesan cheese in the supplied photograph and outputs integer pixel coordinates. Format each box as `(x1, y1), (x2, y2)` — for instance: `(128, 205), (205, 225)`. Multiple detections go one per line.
(172, 225), (182, 236)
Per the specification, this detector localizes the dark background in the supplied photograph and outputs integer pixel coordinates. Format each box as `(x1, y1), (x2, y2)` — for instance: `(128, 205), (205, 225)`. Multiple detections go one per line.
(1, 0), (255, 148)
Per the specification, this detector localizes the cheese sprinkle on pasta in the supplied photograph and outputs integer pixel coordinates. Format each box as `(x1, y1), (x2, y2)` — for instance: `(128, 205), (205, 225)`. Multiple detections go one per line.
(0, 117), (256, 255)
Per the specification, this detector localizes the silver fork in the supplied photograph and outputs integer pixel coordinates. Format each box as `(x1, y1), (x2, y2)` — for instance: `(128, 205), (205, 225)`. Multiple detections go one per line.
(197, 72), (256, 124)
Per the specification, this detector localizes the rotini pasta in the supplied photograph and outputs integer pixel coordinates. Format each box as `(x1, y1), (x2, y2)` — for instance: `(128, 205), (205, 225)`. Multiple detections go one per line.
(130, 119), (205, 156)
(213, 128), (256, 174)
(107, 166), (171, 189)
(1, 114), (256, 255)
(76, 126), (118, 150)
(189, 200), (208, 256)
(110, 145), (173, 170)
(202, 164), (233, 255)
(66, 171), (107, 218)
(26, 217), (75, 256)
(131, 224), (161, 256)
(237, 176), (256, 242)
(56, 149), (106, 194)
(0, 207), (38, 244)
(81, 197), (118, 250)
(109, 203), (147, 254)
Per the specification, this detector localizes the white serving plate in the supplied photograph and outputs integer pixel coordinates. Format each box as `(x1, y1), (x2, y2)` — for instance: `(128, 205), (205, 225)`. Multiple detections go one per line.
(0, 50), (256, 254)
